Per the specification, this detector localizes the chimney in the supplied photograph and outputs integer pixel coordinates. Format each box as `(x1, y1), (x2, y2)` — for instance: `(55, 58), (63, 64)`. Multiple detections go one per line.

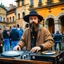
(9, 4), (14, 10)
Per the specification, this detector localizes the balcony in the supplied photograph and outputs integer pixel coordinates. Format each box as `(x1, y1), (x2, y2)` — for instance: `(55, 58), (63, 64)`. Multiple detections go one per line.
(46, 0), (53, 5)
(46, 1), (53, 5)
(6, 21), (15, 24)
(38, 2), (42, 7)
(59, 0), (64, 2)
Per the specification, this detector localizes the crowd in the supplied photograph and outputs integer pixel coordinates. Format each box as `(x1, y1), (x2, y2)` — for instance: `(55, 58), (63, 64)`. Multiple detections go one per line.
(0, 24), (23, 52)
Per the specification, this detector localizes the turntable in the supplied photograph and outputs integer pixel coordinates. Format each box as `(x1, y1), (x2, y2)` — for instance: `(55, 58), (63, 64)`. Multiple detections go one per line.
(1, 50), (64, 64)
(42, 51), (56, 55)
(1, 51), (24, 58)
(30, 51), (64, 64)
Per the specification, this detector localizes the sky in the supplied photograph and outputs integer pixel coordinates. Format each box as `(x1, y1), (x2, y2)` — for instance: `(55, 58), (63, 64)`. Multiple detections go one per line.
(0, 0), (16, 7)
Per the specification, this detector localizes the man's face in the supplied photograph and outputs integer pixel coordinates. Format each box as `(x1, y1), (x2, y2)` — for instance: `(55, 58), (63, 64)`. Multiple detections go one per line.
(29, 16), (38, 24)
(29, 16), (39, 32)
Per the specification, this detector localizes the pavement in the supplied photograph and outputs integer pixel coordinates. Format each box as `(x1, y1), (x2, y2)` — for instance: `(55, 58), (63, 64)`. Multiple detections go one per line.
(61, 43), (64, 50)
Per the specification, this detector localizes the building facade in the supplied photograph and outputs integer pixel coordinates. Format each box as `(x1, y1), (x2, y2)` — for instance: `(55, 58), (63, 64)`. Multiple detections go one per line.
(7, 8), (16, 27)
(0, 4), (7, 29)
(28, 0), (64, 33)
(0, 0), (64, 33)
(15, 0), (64, 33)
(7, 0), (30, 30)
(15, 0), (30, 29)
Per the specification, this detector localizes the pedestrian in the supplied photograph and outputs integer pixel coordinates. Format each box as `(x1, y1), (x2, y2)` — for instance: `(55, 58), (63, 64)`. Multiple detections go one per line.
(3, 26), (10, 51)
(0, 28), (3, 53)
(62, 32), (64, 43)
(10, 25), (19, 50)
(16, 24), (23, 39)
(54, 31), (62, 50)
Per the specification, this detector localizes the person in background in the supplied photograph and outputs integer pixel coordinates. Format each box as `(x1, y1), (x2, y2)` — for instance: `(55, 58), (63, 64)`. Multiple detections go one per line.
(16, 24), (23, 39)
(62, 32), (64, 43)
(3, 26), (10, 51)
(10, 26), (19, 50)
(0, 28), (3, 53)
(20, 26), (23, 33)
(14, 10), (54, 53)
(54, 31), (62, 50)
(9, 26), (12, 31)
(9, 26), (12, 48)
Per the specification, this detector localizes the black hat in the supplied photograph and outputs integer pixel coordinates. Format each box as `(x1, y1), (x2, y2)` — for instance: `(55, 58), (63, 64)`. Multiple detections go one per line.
(23, 10), (44, 23)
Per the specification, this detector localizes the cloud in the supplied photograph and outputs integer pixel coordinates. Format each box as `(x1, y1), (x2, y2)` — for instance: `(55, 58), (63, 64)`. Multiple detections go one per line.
(0, 0), (16, 7)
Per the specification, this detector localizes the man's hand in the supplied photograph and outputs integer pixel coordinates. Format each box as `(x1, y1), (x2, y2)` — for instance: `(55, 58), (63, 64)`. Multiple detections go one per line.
(30, 46), (41, 53)
(13, 45), (21, 51)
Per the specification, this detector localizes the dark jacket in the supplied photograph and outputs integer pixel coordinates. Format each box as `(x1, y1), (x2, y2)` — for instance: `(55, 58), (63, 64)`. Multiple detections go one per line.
(10, 28), (19, 41)
(54, 32), (62, 43)
(3, 30), (10, 39)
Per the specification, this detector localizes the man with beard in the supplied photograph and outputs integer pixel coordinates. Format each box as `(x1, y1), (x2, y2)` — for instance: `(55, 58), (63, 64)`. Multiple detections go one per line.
(14, 10), (54, 53)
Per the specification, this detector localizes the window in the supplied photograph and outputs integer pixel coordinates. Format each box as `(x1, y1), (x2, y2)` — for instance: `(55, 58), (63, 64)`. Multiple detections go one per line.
(30, 0), (33, 5)
(18, 1), (20, 7)
(10, 17), (11, 22)
(13, 16), (14, 22)
(47, 0), (53, 5)
(30, 0), (33, 8)
(38, 0), (42, 6)
(39, 0), (42, 3)
(3, 17), (5, 21)
(22, 12), (25, 18)
(22, 0), (24, 5)
(0, 16), (2, 22)
(18, 13), (20, 19)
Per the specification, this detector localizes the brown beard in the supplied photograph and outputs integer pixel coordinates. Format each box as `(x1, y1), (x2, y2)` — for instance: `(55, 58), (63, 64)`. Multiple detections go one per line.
(30, 22), (39, 32)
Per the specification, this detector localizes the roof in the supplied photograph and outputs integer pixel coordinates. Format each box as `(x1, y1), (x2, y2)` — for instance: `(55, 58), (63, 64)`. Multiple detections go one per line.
(0, 3), (7, 11)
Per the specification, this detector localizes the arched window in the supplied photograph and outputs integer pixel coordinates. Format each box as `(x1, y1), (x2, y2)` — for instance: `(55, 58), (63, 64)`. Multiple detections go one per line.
(22, 12), (25, 18)
(13, 16), (14, 22)
(10, 17), (11, 22)
(3, 17), (5, 22)
(18, 13), (20, 19)
(0, 16), (2, 22)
